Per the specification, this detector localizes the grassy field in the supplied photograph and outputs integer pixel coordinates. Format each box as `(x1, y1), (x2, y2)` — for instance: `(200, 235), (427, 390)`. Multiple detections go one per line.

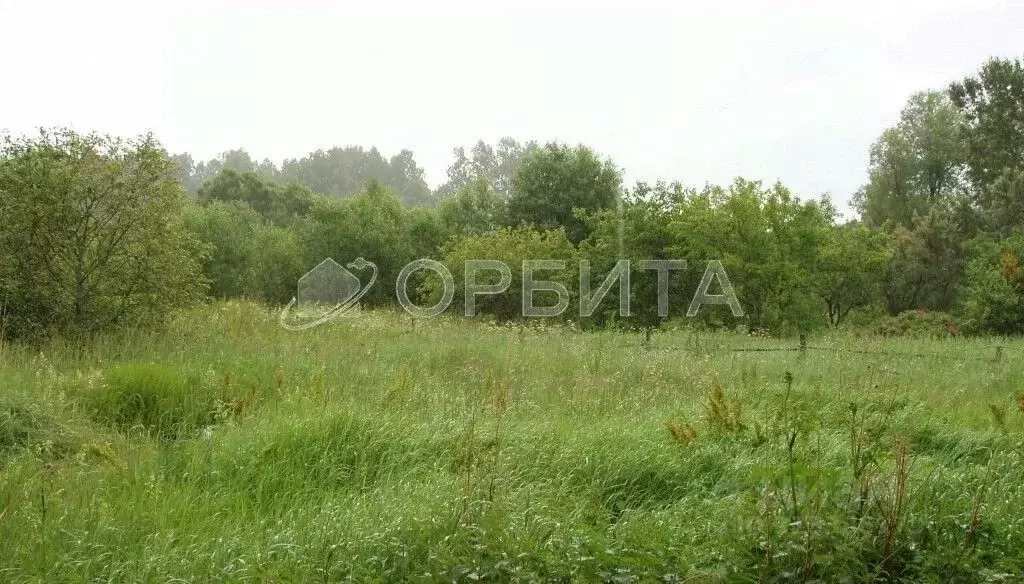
(1, 302), (1023, 582)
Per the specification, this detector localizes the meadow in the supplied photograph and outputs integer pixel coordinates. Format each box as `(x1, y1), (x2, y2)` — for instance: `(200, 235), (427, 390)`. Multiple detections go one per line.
(1, 302), (1023, 582)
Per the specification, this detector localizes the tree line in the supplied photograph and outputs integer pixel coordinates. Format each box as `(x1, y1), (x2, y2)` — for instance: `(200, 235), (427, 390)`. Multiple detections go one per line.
(169, 137), (540, 208)
(1, 56), (1021, 340)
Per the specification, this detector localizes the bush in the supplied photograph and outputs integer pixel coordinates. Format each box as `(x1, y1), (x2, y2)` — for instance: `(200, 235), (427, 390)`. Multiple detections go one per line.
(184, 201), (306, 304)
(298, 181), (426, 307)
(425, 227), (578, 321)
(875, 310), (961, 338)
(961, 239), (1024, 335)
(0, 129), (206, 340)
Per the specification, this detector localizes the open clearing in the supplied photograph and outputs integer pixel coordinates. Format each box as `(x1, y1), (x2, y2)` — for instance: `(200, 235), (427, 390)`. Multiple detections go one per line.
(1, 303), (1023, 582)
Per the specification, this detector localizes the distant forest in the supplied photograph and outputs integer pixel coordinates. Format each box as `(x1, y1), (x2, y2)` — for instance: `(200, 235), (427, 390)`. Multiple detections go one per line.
(170, 138), (541, 207)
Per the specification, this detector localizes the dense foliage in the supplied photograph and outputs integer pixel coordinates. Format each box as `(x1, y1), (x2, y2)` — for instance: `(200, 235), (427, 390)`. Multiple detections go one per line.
(2, 56), (1024, 340)
(0, 130), (205, 339)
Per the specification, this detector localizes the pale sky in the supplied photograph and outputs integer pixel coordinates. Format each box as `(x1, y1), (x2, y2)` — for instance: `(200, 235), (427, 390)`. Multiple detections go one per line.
(1, 0), (1022, 212)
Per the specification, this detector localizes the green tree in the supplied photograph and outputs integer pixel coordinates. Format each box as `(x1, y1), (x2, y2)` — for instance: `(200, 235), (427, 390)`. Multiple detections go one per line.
(170, 152), (198, 194)
(961, 235), (1024, 334)
(388, 149), (435, 207)
(0, 129), (205, 339)
(881, 210), (964, 315)
(427, 227), (578, 321)
(579, 180), (687, 328)
(508, 143), (622, 244)
(183, 201), (260, 299)
(297, 181), (419, 306)
(949, 56), (1024, 192)
(437, 177), (507, 237)
(666, 179), (833, 333)
(197, 169), (313, 226)
(817, 223), (892, 326)
(279, 146), (434, 206)
(184, 200), (306, 304)
(253, 223), (306, 304)
(173, 149), (278, 195)
(406, 206), (447, 261)
(983, 168), (1024, 235)
(438, 138), (539, 198)
(854, 91), (968, 227)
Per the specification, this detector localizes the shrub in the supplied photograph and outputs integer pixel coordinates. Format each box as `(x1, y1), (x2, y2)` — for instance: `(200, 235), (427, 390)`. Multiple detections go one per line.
(961, 239), (1024, 335)
(876, 310), (961, 338)
(424, 227), (578, 321)
(184, 200), (307, 304)
(0, 129), (206, 340)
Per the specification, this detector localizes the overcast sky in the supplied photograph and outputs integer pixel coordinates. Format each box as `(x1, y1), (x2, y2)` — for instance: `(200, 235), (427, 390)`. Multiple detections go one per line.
(1, 0), (1022, 212)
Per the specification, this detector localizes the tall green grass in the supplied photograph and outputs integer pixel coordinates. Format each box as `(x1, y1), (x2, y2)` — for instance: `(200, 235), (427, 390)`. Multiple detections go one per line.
(0, 301), (1022, 582)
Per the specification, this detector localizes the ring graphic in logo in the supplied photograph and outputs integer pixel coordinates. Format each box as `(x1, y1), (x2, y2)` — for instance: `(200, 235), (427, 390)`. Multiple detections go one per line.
(279, 257), (377, 330)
